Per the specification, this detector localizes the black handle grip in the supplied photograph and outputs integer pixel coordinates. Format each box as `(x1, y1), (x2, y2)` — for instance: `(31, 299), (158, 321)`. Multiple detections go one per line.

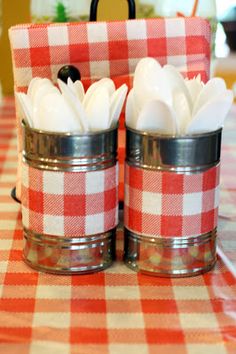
(89, 0), (136, 21)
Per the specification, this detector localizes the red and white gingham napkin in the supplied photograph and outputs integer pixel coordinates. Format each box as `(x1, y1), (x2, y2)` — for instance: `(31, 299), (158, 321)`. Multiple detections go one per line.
(9, 17), (211, 201)
(124, 164), (220, 237)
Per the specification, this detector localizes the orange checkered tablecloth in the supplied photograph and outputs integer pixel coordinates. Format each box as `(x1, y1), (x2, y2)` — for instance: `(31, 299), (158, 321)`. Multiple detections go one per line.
(0, 97), (236, 354)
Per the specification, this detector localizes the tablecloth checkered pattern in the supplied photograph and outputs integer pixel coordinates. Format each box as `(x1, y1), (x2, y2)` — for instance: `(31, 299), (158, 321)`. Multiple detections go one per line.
(8, 17), (211, 202)
(124, 164), (220, 237)
(21, 163), (119, 237)
(0, 97), (236, 354)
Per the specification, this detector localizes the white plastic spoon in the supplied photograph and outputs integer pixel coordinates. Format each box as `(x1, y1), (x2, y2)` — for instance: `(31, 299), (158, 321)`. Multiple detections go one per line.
(58, 79), (88, 132)
(16, 92), (33, 127)
(109, 84), (128, 127)
(83, 78), (115, 109)
(172, 88), (192, 135)
(136, 99), (178, 135)
(163, 64), (192, 111)
(125, 88), (138, 129)
(133, 57), (172, 109)
(67, 77), (85, 102)
(185, 75), (203, 104)
(85, 86), (110, 131)
(186, 90), (233, 134)
(192, 78), (227, 117)
(36, 92), (82, 132)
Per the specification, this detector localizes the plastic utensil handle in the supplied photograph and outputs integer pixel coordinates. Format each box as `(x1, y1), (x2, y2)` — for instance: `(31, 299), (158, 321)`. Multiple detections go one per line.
(89, 0), (136, 21)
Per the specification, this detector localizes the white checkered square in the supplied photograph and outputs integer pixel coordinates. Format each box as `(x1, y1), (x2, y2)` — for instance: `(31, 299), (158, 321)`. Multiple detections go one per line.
(142, 191), (162, 215)
(166, 18), (185, 37)
(109, 345), (149, 354)
(179, 313), (218, 329)
(106, 286), (140, 300)
(124, 183), (130, 207)
(187, 344), (227, 354)
(90, 60), (110, 78)
(36, 285), (71, 299)
(48, 26), (69, 46)
(0, 262), (8, 274)
(173, 286), (210, 300)
(14, 67), (33, 88)
(126, 20), (147, 40)
(30, 341), (70, 354)
(85, 213), (104, 235)
(43, 215), (64, 236)
(167, 56), (187, 68)
(86, 170), (105, 194)
(107, 313), (144, 329)
(43, 171), (64, 195)
(87, 23), (108, 43)
(10, 28), (30, 49)
(0, 239), (13, 251)
(214, 187), (220, 208)
(22, 164), (29, 188)
(183, 192), (203, 215)
(21, 206), (29, 229)
(33, 312), (70, 328)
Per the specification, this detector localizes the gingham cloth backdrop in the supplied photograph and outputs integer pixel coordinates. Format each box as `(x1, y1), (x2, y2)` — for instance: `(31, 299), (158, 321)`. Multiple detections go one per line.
(8, 17), (211, 201)
(0, 97), (236, 354)
(124, 164), (220, 237)
(21, 163), (119, 237)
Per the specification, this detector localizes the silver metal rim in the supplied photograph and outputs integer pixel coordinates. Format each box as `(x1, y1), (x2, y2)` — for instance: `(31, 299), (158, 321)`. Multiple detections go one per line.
(23, 227), (116, 274)
(126, 126), (222, 172)
(22, 121), (118, 172)
(124, 228), (217, 278)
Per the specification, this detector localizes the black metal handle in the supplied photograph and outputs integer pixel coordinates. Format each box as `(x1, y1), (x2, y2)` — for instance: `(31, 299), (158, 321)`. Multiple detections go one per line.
(89, 0), (136, 21)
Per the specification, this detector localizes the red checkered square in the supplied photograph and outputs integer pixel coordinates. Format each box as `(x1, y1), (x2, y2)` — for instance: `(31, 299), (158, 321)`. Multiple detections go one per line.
(69, 43), (90, 63)
(147, 38), (167, 57)
(186, 36), (210, 56)
(203, 166), (218, 191)
(162, 173), (184, 195)
(109, 40), (128, 60)
(104, 188), (117, 212)
(28, 189), (43, 214)
(30, 47), (51, 67)
(128, 165), (143, 190)
(161, 215), (183, 237)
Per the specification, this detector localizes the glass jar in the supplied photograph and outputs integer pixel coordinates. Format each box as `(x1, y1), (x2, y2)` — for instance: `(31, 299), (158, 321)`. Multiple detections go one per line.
(31, 0), (91, 23)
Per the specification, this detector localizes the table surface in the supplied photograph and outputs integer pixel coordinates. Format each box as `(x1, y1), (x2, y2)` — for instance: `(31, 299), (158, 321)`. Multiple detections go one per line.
(0, 97), (236, 354)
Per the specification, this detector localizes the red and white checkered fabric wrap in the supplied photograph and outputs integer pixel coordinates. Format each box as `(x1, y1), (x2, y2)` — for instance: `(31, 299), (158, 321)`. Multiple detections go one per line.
(8, 17), (211, 201)
(21, 162), (119, 237)
(124, 163), (220, 238)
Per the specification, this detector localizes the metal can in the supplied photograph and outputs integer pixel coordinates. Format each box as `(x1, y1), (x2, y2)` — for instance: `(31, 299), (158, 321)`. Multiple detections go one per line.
(21, 122), (118, 274)
(124, 126), (222, 277)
